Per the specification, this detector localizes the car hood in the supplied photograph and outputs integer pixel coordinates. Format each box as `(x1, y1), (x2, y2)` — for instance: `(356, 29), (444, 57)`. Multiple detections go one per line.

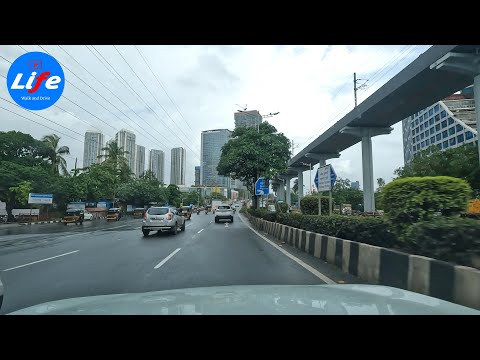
(8, 284), (480, 315)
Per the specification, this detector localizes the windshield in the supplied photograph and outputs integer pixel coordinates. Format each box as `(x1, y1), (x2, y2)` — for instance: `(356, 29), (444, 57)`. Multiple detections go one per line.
(147, 208), (168, 215)
(1, 44), (479, 315)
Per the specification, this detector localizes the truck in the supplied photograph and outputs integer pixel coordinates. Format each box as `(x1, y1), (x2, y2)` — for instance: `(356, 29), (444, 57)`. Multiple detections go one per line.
(211, 200), (222, 213)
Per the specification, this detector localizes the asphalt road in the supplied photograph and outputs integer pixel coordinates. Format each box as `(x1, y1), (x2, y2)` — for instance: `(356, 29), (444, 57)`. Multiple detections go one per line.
(0, 212), (360, 314)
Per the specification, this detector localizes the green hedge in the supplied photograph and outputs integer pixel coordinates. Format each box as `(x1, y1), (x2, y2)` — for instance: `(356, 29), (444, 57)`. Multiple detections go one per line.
(405, 217), (480, 268)
(277, 202), (288, 213)
(300, 195), (331, 215)
(382, 176), (472, 235)
(276, 213), (397, 247)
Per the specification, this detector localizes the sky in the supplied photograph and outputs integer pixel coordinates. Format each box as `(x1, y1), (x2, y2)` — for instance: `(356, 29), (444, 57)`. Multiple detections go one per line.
(0, 45), (432, 189)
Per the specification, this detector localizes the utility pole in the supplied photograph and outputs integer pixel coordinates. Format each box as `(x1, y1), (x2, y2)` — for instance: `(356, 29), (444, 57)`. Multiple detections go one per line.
(74, 157), (78, 176)
(354, 72), (368, 108)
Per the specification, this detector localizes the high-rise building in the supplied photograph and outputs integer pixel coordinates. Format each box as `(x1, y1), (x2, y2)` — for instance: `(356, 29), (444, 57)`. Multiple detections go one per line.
(234, 110), (262, 129)
(351, 181), (360, 190)
(83, 131), (104, 167)
(135, 144), (146, 178)
(201, 129), (233, 188)
(170, 147), (186, 185)
(115, 129), (136, 173)
(149, 149), (165, 184)
(402, 85), (477, 164)
(195, 166), (201, 186)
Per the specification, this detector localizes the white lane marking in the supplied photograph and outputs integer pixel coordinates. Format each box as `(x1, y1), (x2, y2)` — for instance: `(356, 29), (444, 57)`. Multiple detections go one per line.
(186, 223), (193, 227)
(239, 215), (335, 285)
(2, 250), (80, 272)
(197, 229), (204, 234)
(107, 224), (130, 230)
(135, 226), (141, 229)
(210, 221), (213, 224)
(154, 248), (181, 269)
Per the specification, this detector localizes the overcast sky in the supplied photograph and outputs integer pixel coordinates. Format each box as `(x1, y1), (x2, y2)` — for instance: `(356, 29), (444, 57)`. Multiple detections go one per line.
(0, 45), (432, 189)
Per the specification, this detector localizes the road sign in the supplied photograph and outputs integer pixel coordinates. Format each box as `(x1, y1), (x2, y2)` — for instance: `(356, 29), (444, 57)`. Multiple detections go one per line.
(28, 193), (53, 204)
(255, 177), (270, 195)
(316, 165), (337, 191)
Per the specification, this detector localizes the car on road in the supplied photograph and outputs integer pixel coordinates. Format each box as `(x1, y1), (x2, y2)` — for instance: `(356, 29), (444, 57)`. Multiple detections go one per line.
(63, 209), (84, 225)
(180, 206), (193, 220)
(215, 205), (233, 223)
(142, 206), (185, 236)
(133, 208), (146, 219)
(106, 208), (121, 222)
(83, 211), (93, 221)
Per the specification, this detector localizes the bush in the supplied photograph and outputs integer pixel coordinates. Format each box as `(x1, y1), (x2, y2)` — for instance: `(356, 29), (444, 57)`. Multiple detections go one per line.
(247, 207), (268, 218)
(300, 195), (331, 215)
(276, 213), (397, 247)
(404, 217), (480, 268)
(382, 176), (472, 235)
(277, 202), (288, 213)
(262, 213), (277, 222)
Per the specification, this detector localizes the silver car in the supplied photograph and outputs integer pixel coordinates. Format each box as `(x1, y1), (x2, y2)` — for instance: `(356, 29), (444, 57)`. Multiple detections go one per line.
(142, 207), (185, 237)
(215, 205), (234, 223)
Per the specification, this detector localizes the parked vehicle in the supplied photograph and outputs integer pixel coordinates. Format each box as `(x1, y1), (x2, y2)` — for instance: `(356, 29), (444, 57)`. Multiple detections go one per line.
(142, 206), (185, 237)
(63, 209), (84, 225)
(215, 204), (234, 223)
(180, 206), (192, 220)
(133, 208), (146, 219)
(106, 208), (121, 222)
(83, 211), (94, 221)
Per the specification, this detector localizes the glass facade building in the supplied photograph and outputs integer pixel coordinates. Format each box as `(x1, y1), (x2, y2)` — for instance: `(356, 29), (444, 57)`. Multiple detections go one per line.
(83, 131), (104, 167)
(170, 147), (186, 185)
(195, 166), (200, 186)
(402, 86), (477, 164)
(201, 129), (233, 187)
(234, 110), (262, 129)
(115, 129), (136, 173)
(135, 144), (146, 178)
(149, 149), (165, 184)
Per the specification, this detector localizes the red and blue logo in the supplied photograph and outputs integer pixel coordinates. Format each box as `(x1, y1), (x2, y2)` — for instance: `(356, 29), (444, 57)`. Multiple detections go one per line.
(7, 51), (65, 111)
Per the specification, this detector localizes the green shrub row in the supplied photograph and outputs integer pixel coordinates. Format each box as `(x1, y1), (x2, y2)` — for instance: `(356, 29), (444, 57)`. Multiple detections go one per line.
(276, 212), (397, 248)
(405, 217), (480, 267)
(300, 195), (332, 215)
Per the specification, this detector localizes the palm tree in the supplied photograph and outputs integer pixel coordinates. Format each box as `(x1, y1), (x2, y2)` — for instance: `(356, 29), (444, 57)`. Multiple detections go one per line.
(98, 141), (129, 168)
(42, 134), (70, 176)
(292, 179), (298, 194)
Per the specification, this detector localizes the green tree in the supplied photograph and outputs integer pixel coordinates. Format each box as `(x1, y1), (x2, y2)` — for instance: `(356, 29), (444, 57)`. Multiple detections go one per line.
(8, 180), (32, 207)
(375, 177), (386, 210)
(292, 179), (298, 194)
(394, 144), (480, 193)
(330, 177), (363, 210)
(217, 121), (291, 208)
(98, 141), (129, 170)
(42, 134), (71, 176)
(0, 131), (53, 167)
(167, 184), (182, 206)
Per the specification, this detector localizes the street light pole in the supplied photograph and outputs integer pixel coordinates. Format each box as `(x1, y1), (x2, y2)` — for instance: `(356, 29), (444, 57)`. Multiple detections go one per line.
(301, 161), (313, 195)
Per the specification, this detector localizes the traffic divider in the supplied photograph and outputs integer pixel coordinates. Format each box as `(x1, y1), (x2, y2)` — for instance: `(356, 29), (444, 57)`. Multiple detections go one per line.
(243, 212), (480, 310)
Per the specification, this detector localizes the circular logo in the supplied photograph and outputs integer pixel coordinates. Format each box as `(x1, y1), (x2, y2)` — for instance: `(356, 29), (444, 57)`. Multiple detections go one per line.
(6, 51), (65, 111)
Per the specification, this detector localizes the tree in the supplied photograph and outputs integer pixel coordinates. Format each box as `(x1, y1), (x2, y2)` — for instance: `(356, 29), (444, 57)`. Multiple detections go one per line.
(375, 178), (386, 210)
(0, 131), (53, 167)
(217, 121), (291, 208)
(98, 141), (129, 169)
(42, 134), (70, 176)
(167, 184), (182, 206)
(292, 179), (298, 194)
(8, 181), (32, 207)
(330, 177), (363, 209)
(377, 178), (386, 191)
(394, 144), (480, 193)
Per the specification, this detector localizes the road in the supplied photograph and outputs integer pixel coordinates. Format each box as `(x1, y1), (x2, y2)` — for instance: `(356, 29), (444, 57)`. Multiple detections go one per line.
(0, 212), (360, 314)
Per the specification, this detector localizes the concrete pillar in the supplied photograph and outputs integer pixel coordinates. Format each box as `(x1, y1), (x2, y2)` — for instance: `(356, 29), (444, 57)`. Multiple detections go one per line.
(362, 135), (375, 212)
(340, 126), (393, 213)
(475, 74), (480, 163)
(277, 179), (286, 202)
(286, 178), (291, 205)
(297, 170), (303, 201)
(305, 153), (340, 168)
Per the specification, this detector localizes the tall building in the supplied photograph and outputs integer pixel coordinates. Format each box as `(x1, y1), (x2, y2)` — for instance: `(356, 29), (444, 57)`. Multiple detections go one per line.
(170, 147), (186, 185)
(234, 110), (262, 129)
(149, 149), (165, 184)
(402, 85), (477, 164)
(201, 129), (233, 188)
(351, 181), (360, 190)
(195, 166), (201, 186)
(115, 129), (136, 173)
(83, 131), (104, 167)
(135, 144), (146, 177)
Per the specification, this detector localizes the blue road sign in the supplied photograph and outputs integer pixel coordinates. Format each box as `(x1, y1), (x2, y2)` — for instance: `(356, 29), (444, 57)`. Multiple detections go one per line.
(314, 165), (337, 190)
(255, 177), (270, 195)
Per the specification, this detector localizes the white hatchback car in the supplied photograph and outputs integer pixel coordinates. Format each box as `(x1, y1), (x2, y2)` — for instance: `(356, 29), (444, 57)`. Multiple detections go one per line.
(83, 211), (94, 221)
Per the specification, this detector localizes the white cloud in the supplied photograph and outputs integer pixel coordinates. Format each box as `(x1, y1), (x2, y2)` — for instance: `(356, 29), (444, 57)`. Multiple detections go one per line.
(0, 44), (431, 187)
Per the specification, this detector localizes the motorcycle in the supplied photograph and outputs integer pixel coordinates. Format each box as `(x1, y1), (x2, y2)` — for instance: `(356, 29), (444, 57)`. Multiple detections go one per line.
(197, 210), (200, 215)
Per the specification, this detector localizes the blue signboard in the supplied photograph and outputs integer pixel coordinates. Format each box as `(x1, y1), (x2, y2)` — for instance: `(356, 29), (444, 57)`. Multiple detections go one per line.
(314, 165), (337, 190)
(255, 177), (270, 195)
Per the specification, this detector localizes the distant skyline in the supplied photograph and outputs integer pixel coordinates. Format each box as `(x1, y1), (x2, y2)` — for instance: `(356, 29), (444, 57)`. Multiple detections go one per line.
(0, 45), (433, 187)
